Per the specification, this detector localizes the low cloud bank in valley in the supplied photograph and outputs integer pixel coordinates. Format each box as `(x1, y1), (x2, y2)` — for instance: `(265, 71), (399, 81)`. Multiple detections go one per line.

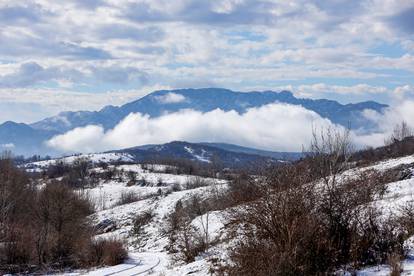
(46, 101), (414, 154)
(47, 103), (335, 153)
(356, 100), (414, 146)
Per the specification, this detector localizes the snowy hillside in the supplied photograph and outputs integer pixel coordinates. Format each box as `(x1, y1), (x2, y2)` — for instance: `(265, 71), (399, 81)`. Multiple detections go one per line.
(24, 152), (134, 172)
(25, 156), (230, 275)
(20, 150), (414, 275)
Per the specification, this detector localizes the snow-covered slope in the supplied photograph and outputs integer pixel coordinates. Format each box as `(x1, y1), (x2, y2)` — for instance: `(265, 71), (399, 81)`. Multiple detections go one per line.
(30, 158), (230, 275)
(34, 152), (414, 275)
(24, 152), (134, 172)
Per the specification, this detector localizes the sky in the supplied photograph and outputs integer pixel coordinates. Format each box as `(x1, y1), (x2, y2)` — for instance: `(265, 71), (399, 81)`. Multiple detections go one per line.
(0, 0), (414, 124)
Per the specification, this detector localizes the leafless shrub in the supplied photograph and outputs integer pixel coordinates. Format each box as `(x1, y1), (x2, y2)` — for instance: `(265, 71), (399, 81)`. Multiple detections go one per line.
(132, 210), (154, 237)
(165, 200), (207, 263)
(184, 177), (210, 190)
(307, 126), (353, 182)
(171, 182), (182, 192)
(114, 191), (141, 206)
(89, 238), (128, 266)
(226, 172), (261, 205)
(126, 171), (137, 186)
(398, 200), (414, 236)
(388, 252), (403, 276)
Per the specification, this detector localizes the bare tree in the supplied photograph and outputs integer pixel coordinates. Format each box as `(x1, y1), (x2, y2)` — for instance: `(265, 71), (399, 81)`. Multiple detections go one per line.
(197, 209), (210, 252)
(308, 126), (354, 182)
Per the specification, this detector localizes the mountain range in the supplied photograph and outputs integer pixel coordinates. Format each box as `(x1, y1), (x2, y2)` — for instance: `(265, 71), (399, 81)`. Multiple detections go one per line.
(0, 88), (388, 156)
(114, 141), (289, 168)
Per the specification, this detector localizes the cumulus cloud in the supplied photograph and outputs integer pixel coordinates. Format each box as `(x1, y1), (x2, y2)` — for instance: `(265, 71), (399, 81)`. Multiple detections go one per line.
(154, 92), (187, 104)
(46, 103), (338, 153)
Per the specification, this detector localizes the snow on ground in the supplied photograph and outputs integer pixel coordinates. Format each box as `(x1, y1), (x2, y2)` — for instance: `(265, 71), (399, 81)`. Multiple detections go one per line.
(57, 252), (169, 276)
(25, 153), (230, 275)
(24, 152), (134, 170)
(322, 155), (414, 184)
(374, 178), (414, 214)
(91, 183), (228, 247)
(64, 250), (217, 276)
(369, 155), (414, 172)
(117, 164), (223, 187)
(84, 185), (229, 275)
(86, 164), (226, 211)
(86, 154), (414, 276)
(45, 154), (414, 275)
(184, 146), (211, 163)
(357, 254), (414, 275)
(191, 211), (226, 242)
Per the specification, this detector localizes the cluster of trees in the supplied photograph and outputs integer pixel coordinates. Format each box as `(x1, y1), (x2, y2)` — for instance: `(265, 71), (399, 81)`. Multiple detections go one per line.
(0, 156), (127, 274)
(43, 157), (138, 189)
(142, 157), (223, 178)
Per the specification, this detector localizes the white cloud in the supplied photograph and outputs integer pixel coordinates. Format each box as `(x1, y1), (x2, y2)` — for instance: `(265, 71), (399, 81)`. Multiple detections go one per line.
(47, 125), (105, 153)
(0, 143), (15, 149)
(366, 100), (414, 130)
(46, 102), (338, 153)
(393, 85), (414, 100)
(357, 99), (414, 147)
(154, 92), (186, 104)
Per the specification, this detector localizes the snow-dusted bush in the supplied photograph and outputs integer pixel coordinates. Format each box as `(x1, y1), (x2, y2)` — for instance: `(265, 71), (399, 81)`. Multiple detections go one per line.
(89, 238), (127, 266)
(114, 191), (142, 206)
(165, 200), (207, 263)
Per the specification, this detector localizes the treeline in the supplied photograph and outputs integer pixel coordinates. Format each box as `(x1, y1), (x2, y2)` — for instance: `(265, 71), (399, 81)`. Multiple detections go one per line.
(0, 157), (127, 274)
(141, 157), (223, 178)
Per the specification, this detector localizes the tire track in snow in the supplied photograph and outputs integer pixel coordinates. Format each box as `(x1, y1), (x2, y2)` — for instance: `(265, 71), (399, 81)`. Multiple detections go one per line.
(103, 255), (161, 276)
